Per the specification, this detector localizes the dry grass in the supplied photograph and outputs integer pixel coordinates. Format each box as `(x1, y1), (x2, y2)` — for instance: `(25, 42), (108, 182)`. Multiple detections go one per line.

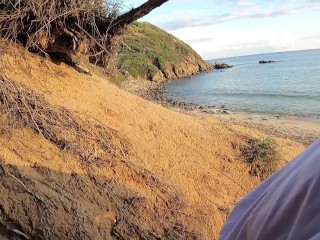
(242, 138), (279, 180)
(0, 0), (124, 65)
(0, 75), (123, 163)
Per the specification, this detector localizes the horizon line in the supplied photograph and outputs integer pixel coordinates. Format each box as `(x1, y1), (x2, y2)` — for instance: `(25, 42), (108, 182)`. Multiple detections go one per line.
(207, 48), (320, 61)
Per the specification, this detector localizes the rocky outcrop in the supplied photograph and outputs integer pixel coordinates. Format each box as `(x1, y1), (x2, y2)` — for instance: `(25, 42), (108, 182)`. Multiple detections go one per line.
(150, 70), (165, 81)
(259, 60), (276, 64)
(213, 61), (233, 69)
(117, 22), (213, 82)
(151, 57), (212, 81)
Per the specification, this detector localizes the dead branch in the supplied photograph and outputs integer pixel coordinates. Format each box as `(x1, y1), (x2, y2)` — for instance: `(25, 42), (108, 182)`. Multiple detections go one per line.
(112, 0), (169, 30)
(12, 228), (30, 239)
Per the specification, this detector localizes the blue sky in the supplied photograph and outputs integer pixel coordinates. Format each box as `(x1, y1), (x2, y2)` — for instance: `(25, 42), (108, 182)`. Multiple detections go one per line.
(123, 0), (320, 59)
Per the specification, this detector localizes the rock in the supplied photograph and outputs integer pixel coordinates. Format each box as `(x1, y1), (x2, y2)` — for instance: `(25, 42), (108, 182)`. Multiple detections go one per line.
(259, 60), (276, 64)
(162, 68), (176, 80)
(74, 64), (92, 76)
(214, 61), (233, 69)
(119, 68), (130, 76)
(209, 109), (218, 114)
(222, 110), (232, 114)
(150, 70), (165, 82)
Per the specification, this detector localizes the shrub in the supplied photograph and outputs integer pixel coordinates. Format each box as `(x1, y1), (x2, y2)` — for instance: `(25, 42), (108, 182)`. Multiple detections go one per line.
(242, 138), (279, 180)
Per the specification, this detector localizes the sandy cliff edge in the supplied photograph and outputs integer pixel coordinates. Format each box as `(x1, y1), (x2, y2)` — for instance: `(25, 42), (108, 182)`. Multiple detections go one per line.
(0, 45), (305, 239)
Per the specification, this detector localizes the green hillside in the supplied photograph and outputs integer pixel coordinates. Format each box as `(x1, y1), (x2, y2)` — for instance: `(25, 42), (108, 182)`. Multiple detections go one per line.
(117, 22), (212, 81)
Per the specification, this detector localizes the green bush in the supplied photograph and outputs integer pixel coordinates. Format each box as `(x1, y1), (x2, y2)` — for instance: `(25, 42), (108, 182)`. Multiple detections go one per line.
(242, 138), (279, 180)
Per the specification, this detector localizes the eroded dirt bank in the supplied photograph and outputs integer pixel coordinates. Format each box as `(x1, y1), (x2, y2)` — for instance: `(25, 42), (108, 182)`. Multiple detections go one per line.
(0, 46), (305, 239)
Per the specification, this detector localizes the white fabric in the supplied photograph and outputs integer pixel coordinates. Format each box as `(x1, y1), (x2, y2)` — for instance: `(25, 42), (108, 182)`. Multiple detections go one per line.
(220, 139), (320, 240)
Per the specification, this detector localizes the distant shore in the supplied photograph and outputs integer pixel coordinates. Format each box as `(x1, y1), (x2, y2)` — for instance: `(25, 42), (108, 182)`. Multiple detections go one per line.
(122, 79), (320, 145)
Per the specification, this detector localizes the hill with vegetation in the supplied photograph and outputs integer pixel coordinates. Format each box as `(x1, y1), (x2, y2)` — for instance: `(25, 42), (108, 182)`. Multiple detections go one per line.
(117, 22), (213, 81)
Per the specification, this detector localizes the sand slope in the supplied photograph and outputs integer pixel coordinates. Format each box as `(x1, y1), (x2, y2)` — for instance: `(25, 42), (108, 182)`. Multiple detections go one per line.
(0, 46), (305, 239)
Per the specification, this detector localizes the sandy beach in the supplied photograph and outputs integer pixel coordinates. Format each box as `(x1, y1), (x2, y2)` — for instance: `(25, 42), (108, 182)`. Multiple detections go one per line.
(123, 78), (320, 146)
(181, 109), (320, 146)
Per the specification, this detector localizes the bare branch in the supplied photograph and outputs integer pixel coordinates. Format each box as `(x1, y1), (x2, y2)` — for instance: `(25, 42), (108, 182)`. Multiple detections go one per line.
(114, 0), (169, 29)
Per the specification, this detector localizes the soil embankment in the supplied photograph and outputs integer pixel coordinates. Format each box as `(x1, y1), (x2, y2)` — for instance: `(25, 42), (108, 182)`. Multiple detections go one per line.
(0, 46), (305, 239)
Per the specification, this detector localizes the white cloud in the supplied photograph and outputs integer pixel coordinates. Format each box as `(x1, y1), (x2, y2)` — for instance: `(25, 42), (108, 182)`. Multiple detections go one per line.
(128, 0), (320, 58)
(168, 23), (320, 59)
(156, 3), (320, 31)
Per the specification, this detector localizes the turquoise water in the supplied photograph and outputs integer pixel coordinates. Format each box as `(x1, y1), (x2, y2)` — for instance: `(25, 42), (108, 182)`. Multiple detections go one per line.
(164, 49), (320, 118)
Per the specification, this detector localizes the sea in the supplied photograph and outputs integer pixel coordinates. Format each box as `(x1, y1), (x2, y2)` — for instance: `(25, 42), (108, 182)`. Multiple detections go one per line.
(164, 49), (320, 118)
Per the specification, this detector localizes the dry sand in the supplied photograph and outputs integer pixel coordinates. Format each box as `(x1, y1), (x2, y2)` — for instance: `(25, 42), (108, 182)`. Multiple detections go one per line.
(174, 109), (320, 146)
(123, 78), (320, 146)
(0, 45), (311, 239)
(218, 112), (320, 145)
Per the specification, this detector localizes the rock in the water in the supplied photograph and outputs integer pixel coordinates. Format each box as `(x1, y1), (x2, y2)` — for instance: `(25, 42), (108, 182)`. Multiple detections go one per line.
(259, 60), (276, 64)
(214, 61), (233, 69)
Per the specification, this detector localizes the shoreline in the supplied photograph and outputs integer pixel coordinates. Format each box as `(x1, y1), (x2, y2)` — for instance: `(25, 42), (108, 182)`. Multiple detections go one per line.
(121, 79), (320, 146)
(187, 111), (320, 146)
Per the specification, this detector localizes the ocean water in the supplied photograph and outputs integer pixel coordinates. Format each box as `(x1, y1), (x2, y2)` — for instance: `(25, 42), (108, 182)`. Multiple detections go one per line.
(164, 49), (320, 118)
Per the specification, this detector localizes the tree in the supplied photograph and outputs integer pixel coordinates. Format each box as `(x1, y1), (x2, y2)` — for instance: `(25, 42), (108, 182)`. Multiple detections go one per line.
(100, 0), (170, 67)
(0, 0), (169, 67)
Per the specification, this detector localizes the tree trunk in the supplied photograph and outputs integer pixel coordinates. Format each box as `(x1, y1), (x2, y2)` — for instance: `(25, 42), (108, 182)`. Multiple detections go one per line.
(113, 0), (169, 30)
(102, 0), (169, 67)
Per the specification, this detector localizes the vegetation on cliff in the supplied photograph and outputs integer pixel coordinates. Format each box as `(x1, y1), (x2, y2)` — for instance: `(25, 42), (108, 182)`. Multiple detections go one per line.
(117, 22), (212, 81)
